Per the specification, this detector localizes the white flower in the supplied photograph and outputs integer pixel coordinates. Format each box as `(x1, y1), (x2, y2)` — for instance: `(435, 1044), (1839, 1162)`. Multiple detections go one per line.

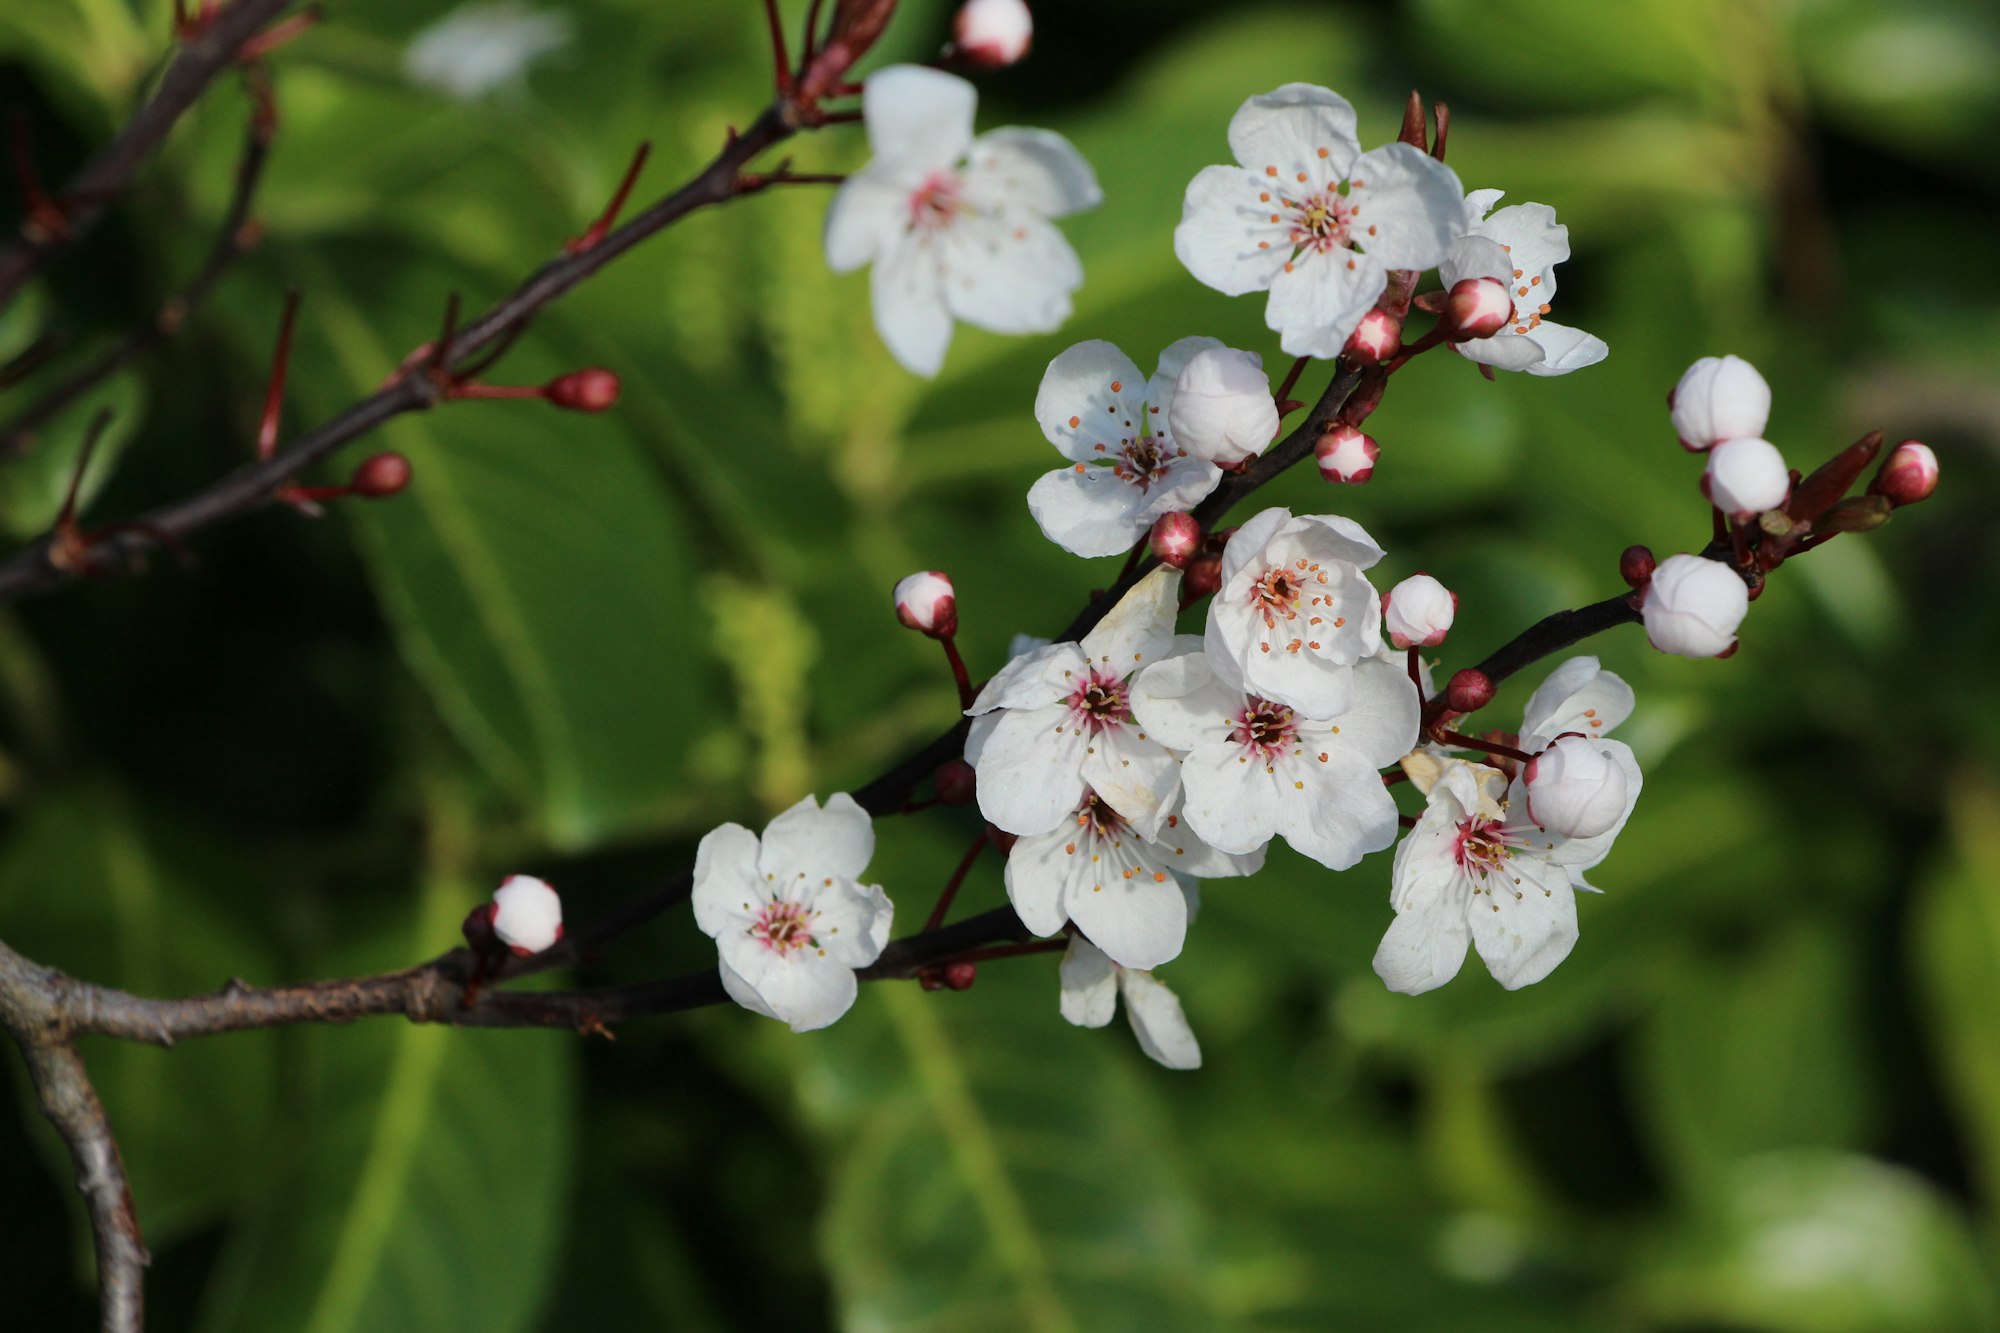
(1027, 339), (1226, 557)
(1517, 655), (1635, 749)
(1168, 346), (1279, 467)
(1204, 506), (1387, 718)
(1174, 84), (1464, 358)
(1006, 790), (1261, 970)
(965, 567), (1183, 837)
(691, 793), (893, 1032)
(405, 3), (570, 101)
(490, 874), (562, 954)
(1641, 554), (1748, 658)
(1522, 735), (1629, 839)
(1703, 436), (1790, 518)
(893, 570), (957, 636)
(953, 0), (1032, 67)
(1439, 190), (1607, 376)
(1059, 935), (1201, 1070)
(1382, 573), (1456, 649)
(823, 65), (1100, 377)
(1129, 649), (1417, 869)
(1671, 355), (1770, 451)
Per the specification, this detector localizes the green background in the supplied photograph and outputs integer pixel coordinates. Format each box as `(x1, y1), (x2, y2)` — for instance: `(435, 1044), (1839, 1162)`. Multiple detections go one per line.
(2, 0), (1997, 1327)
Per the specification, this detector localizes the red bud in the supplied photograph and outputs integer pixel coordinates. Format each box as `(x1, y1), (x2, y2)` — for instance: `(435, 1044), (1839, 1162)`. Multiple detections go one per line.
(1619, 545), (1656, 589)
(943, 961), (977, 990)
(350, 452), (412, 498)
(1445, 668), (1494, 714)
(545, 368), (621, 413)
(934, 758), (977, 806)
(1184, 552), (1222, 602)
(1149, 512), (1202, 569)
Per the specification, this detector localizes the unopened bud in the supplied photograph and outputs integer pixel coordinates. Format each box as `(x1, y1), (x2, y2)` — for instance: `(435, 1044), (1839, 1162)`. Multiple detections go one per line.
(944, 961), (978, 990)
(934, 757), (976, 806)
(1184, 552), (1222, 602)
(1620, 545), (1656, 588)
(1670, 355), (1770, 452)
(1147, 512), (1202, 569)
(546, 368), (621, 412)
(1523, 734), (1629, 839)
(1170, 346), (1277, 466)
(1344, 308), (1402, 365)
(952, 0), (1031, 67)
(1382, 573), (1456, 649)
(491, 874), (564, 956)
(350, 452), (412, 498)
(894, 570), (957, 638)
(1869, 440), (1938, 507)
(461, 901), (499, 952)
(919, 967), (945, 991)
(1314, 424), (1379, 484)
(1445, 668), (1493, 714)
(1641, 554), (1748, 658)
(1702, 436), (1790, 518)
(1445, 277), (1512, 340)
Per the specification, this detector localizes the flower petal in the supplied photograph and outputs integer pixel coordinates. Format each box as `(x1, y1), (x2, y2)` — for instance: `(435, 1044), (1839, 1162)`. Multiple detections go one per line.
(1129, 652), (1240, 754)
(691, 822), (763, 939)
(1438, 233), (1512, 289)
(1004, 823), (1083, 937)
(1174, 164), (1292, 296)
(1117, 969), (1202, 1069)
(718, 954), (782, 1021)
(968, 640), (1084, 715)
(1226, 83), (1360, 179)
(1058, 937), (1118, 1027)
(1476, 200), (1569, 289)
(1176, 742), (1283, 856)
(1147, 335), (1228, 426)
(1468, 857), (1578, 990)
(1034, 340), (1149, 461)
(1080, 565), (1181, 673)
(1082, 726), (1180, 839)
(864, 65), (975, 172)
(1519, 656), (1634, 744)
(1345, 143), (1464, 270)
(1067, 851), (1188, 971)
(1264, 249), (1384, 359)
(968, 704), (1090, 836)
(823, 165), (910, 274)
(739, 949), (862, 1032)
(1313, 657), (1422, 769)
(870, 236), (953, 376)
(758, 792), (875, 883)
(1026, 465), (1150, 557)
(806, 878), (894, 968)
(1275, 749), (1400, 871)
(1454, 333), (1547, 372)
(962, 127), (1102, 218)
(1372, 903), (1472, 995)
(940, 214), (1082, 336)
(1521, 321), (1607, 377)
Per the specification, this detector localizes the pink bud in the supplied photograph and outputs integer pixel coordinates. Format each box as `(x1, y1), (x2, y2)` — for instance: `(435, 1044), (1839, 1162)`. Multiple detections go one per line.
(1523, 734), (1629, 839)
(1344, 308), (1402, 365)
(953, 0), (1031, 67)
(545, 368), (621, 412)
(1446, 277), (1512, 340)
(1314, 424), (1379, 484)
(1445, 669), (1494, 714)
(1870, 440), (1937, 507)
(944, 961), (978, 989)
(1148, 512), (1201, 569)
(350, 452), (412, 498)
(1702, 436), (1790, 518)
(1382, 573), (1456, 649)
(894, 570), (957, 638)
(491, 875), (564, 956)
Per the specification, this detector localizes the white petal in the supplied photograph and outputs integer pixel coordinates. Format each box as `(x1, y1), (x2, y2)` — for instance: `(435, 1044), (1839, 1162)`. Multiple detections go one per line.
(1160, 808), (1265, 880)
(1129, 652), (1239, 754)
(1468, 857), (1578, 990)
(864, 65), (975, 172)
(1519, 656), (1634, 744)
(1130, 452), (1226, 525)
(1174, 164), (1292, 296)
(758, 792), (876, 883)
(962, 127), (1101, 218)
(1004, 823), (1084, 937)
(1216, 506), (1294, 585)
(1537, 740), (1643, 872)
(1033, 340), (1150, 461)
(691, 823), (762, 939)
(1264, 250), (1385, 359)
(1439, 234), (1511, 288)
(1346, 143), (1464, 271)
(738, 948), (862, 1032)
(1081, 726), (1180, 839)
(718, 953), (782, 1021)
(1147, 335), (1227, 424)
(1387, 806), (1467, 914)
(1066, 841), (1188, 971)
(1297, 513), (1386, 571)
(871, 236), (953, 376)
(967, 641), (1083, 715)
(1080, 565), (1181, 672)
(805, 877), (894, 967)
(1274, 749), (1400, 871)
(1372, 904), (1472, 995)
(1117, 969), (1202, 1069)
(969, 705), (1090, 836)
(1454, 333), (1547, 372)
(1475, 200), (1568, 288)
(823, 166), (910, 274)
(1521, 321), (1607, 377)
(1058, 937), (1117, 1027)
(1226, 83), (1359, 179)
(940, 214), (1082, 336)
(1176, 743), (1283, 856)
(1312, 657), (1422, 769)
(1026, 465), (1151, 557)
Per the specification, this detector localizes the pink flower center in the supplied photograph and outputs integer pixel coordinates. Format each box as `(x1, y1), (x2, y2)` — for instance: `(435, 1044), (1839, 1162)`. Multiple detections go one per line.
(1231, 696), (1299, 759)
(908, 171), (964, 230)
(1067, 668), (1131, 734)
(1288, 189), (1355, 252)
(752, 899), (816, 954)
(1452, 817), (1522, 879)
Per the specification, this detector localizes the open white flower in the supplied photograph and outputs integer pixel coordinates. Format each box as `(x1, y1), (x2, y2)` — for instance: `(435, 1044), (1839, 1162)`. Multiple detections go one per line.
(965, 567), (1183, 838)
(824, 65), (1100, 377)
(691, 793), (893, 1032)
(1059, 935), (1202, 1070)
(1174, 84), (1463, 358)
(1007, 790), (1261, 970)
(1130, 649), (1418, 869)
(1439, 190), (1607, 376)
(1205, 506), (1387, 718)
(1028, 339), (1226, 557)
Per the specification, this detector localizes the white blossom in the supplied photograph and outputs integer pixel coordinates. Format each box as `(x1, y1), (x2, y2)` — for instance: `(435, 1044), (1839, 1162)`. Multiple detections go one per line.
(1168, 345), (1279, 467)
(824, 65), (1100, 377)
(1704, 436), (1790, 517)
(1059, 935), (1201, 1070)
(490, 874), (562, 954)
(1028, 339), (1227, 557)
(1439, 190), (1606, 376)
(1671, 355), (1771, 451)
(691, 794), (893, 1032)
(405, 3), (569, 100)
(1382, 573), (1455, 649)
(1174, 84), (1463, 358)
(965, 567), (1183, 838)
(1642, 554), (1749, 658)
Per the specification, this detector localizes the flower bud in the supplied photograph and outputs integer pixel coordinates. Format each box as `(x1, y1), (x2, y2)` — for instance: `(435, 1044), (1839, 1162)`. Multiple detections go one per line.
(1382, 573), (1456, 649)
(934, 757), (976, 806)
(1445, 668), (1493, 714)
(1619, 545), (1655, 589)
(1170, 346), (1277, 466)
(1641, 554), (1748, 658)
(1523, 734), (1629, 839)
(1669, 355), (1770, 451)
(1148, 512), (1201, 569)
(491, 874), (563, 955)
(1701, 436), (1790, 518)
(943, 960), (978, 989)
(350, 452), (412, 498)
(546, 367), (621, 412)
(952, 0), (1031, 67)
(894, 570), (957, 638)
(1314, 424), (1378, 484)
(1869, 440), (1938, 507)
(1445, 277), (1512, 340)
(1184, 552), (1222, 602)
(1344, 308), (1401, 365)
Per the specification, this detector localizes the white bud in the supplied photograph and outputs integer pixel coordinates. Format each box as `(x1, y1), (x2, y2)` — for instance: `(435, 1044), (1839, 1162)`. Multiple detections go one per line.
(1641, 554), (1748, 658)
(1169, 346), (1277, 466)
(1313, 424), (1378, 484)
(492, 875), (563, 955)
(894, 570), (957, 637)
(1523, 735), (1629, 839)
(1702, 436), (1790, 517)
(1382, 574), (1456, 649)
(1670, 355), (1771, 452)
(953, 0), (1032, 68)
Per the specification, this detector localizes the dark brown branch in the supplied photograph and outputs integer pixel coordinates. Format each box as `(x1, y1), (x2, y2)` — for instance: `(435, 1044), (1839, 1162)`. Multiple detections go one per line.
(1, 71), (278, 457)
(0, 0), (297, 313)
(0, 101), (806, 603)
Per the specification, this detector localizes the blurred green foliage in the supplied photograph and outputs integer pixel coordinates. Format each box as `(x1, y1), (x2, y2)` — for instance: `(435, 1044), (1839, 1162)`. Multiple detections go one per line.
(2, 0), (1997, 1328)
